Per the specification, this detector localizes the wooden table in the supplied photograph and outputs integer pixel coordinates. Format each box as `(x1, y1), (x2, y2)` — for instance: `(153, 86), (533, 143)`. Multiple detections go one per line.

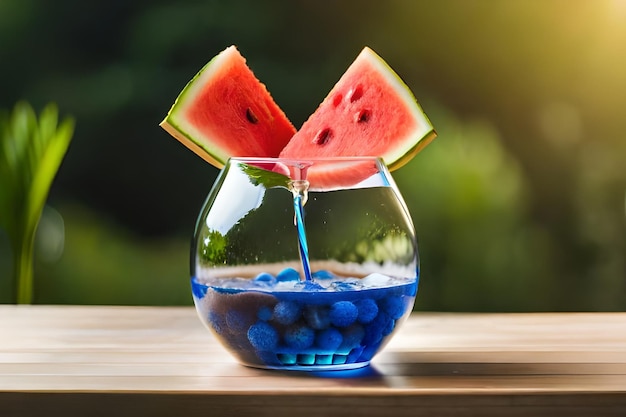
(1, 306), (625, 416)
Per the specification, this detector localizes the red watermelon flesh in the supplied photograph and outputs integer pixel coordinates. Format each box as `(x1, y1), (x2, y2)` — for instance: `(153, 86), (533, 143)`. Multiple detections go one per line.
(161, 46), (435, 190)
(160, 46), (296, 168)
(282, 157), (382, 191)
(279, 47), (435, 188)
(238, 157), (382, 192)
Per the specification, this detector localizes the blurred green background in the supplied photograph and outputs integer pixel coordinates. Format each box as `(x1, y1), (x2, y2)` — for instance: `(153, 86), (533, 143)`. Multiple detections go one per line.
(0, 0), (624, 311)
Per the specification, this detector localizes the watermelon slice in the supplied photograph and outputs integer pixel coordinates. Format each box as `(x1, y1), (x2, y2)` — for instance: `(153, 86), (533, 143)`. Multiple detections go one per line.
(160, 46), (436, 188)
(279, 47), (436, 171)
(160, 46), (296, 168)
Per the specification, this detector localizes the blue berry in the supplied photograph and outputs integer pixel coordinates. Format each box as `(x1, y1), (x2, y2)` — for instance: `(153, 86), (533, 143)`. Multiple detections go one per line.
(329, 301), (358, 327)
(284, 325), (315, 350)
(247, 321), (278, 351)
(277, 267), (300, 282)
(363, 312), (391, 345)
(253, 272), (276, 286)
(315, 327), (343, 351)
(273, 301), (302, 325)
(379, 295), (405, 320)
(312, 270), (335, 280)
(257, 305), (273, 321)
(355, 298), (378, 324)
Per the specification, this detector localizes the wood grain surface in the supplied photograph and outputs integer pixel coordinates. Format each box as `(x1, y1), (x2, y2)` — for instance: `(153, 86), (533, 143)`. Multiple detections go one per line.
(1, 306), (625, 416)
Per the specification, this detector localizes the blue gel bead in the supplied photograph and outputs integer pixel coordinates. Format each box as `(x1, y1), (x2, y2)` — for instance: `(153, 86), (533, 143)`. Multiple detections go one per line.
(277, 267), (300, 282)
(304, 305), (331, 330)
(257, 305), (273, 321)
(312, 270), (335, 280)
(363, 312), (390, 345)
(273, 301), (302, 325)
(315, 327), (343, 351)
(379, 295), (405, 320)
(329, 301), (358, 328)
(340, 323), (365, 350)
(284, 325), (315, 350)
(253, 272), (276, 286)
(247, 321), (279, 351)
(354, 299), (378, 324)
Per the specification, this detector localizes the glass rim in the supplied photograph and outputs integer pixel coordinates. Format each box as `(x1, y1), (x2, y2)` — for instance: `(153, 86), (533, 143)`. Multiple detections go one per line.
(225, 156), (386, 164)
(220, 156), (394, 192)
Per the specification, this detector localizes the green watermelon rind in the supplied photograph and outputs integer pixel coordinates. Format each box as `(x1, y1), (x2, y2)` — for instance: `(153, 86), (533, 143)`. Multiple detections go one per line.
(160, 47), (236, 168)
(161, 46), (436, 174)
(363, 48), (437, 170)
(280, 47), (436, 172)
(161, 46), (295, 169)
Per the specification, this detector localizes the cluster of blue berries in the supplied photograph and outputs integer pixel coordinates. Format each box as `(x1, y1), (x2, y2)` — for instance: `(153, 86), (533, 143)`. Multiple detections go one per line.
(192, 269), (416, 368)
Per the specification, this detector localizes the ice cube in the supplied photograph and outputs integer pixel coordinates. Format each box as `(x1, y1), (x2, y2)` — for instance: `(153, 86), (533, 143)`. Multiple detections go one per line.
(361, 273), (391, 288)
(295, 280), (325, 291)
(329, 279), (362, 292)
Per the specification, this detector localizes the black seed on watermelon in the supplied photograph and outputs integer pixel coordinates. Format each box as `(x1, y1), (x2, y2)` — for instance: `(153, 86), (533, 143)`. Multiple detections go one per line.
(160, 46), (296, 168)
(348, 85), (363, 102)
(313, 128), (333, 145)
(279, 47), (437, 181)
(355, 109), (370, 123)
(246, 108), (259, 124)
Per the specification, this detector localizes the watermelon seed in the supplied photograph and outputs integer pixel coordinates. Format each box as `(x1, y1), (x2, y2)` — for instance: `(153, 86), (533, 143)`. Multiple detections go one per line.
(313, 128), (333, 145)
(348, 85), (363, 103)
(246, 108), (259, 124)
(355, 109), (370, 123)
(332, 94), (343, 108)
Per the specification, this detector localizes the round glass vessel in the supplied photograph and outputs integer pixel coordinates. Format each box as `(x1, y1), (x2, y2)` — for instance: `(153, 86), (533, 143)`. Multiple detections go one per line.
(191, 157), (419, 371)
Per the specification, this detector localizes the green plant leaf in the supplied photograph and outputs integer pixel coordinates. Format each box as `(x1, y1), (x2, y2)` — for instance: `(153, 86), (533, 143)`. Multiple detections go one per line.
(27, 108), (75, 237)
(239, 163), (291, 189)
(0, 101), (75, 304)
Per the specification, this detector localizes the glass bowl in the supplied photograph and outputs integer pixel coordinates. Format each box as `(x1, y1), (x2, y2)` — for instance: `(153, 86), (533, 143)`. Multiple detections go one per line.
(191, 157), (419, 371)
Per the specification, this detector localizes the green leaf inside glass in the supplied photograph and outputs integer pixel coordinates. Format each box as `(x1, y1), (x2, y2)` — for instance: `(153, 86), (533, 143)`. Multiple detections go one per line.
(239, 162), (291, 189)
